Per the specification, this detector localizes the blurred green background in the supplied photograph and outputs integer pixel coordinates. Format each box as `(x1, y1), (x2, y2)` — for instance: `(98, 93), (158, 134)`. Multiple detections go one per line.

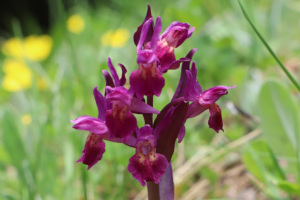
(1, 0), (300, 199)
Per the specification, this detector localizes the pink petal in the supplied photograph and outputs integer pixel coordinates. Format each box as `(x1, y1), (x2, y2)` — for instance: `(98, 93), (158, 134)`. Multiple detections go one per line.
(199, 85), (236, 105)
(129, 97), (160, 114)
(72, 117), (108, 136)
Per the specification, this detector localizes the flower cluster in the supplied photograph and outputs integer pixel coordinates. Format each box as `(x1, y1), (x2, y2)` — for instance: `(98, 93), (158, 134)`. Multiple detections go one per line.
(71, 5), (235, 186)
(1, 35), (52, 91)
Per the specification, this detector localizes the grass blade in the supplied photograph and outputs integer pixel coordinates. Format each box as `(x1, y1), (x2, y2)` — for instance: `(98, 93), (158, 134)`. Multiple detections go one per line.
(237, 0), (300, 92)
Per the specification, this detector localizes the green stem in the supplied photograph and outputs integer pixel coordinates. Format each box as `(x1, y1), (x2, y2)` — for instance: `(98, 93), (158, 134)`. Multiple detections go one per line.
(143, 96), (154, 127)
(147, 181), (160, 200)
(238, 0), (300, 92)
(143, 95), (160, 199)
(81, 166), (88, 200)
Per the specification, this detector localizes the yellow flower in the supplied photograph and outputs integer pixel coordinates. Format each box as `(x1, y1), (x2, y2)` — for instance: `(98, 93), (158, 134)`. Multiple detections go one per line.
(1, 38), (24, 59)
(101, 29), (130, 48)
(21, 114), (32, 125)
(2, 59), (32, 92)
(67, 14), (85, 34)
(1, 35), (52, 61)
(24, 35), (53, 61)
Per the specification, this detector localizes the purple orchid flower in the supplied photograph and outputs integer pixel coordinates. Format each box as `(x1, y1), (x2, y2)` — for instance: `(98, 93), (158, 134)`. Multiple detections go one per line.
(184, 62), (236, 133)
(130, 17), (165, 99)
(105, 86), (138, 140)
(127, 125), (168, 186)
(102, 58), (160, 139)
(71, 5), (236, 198)
(156, 22), (195, 72)
(71, 90), (109, 169)
(133, 5), (193, 74)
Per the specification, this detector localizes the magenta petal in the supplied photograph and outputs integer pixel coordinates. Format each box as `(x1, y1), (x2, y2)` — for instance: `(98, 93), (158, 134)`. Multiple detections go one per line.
(185, 66), (202, 101)
(137, 18), (154, 53)
(208, 104), (224, 133)
(186, 102), (208, 118)
(167, 57), (190, 71)
(77, 133), (106, 170)
(93, 87), (107, 121)
(188, 27), (195, 38)
(177, 124), (186, 143)
(108, 57), (120, 87)
(172, 48), (197, 101)
(105, 109), (137, 139)
(150, 17), (162, 50)
(72, 116), (108, 136)
(102, 70), (115, 88)
(129, 97), (160, 114)
(71, 115), (95, 124)
(134, 4), (153, 46)
(200, 85), (236, 105)
(118, 63), (127, 86)
(127, 153), (168, 186)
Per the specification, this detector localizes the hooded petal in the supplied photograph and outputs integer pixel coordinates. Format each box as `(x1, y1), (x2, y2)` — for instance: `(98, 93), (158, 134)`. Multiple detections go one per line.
(159, 22), (194, 48)
(184, 62), (202, 101)
(105, 86), (132, 106)
(137, 50), (158, 64)
(77, 133), (105, 170)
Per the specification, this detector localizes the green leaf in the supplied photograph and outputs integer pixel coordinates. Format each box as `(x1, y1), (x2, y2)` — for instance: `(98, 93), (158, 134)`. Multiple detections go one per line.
(258, 80), (300, 158)
(243, 141), (282, 198)
(276, 180), (300, 195)
(2, 112), (28, 168)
